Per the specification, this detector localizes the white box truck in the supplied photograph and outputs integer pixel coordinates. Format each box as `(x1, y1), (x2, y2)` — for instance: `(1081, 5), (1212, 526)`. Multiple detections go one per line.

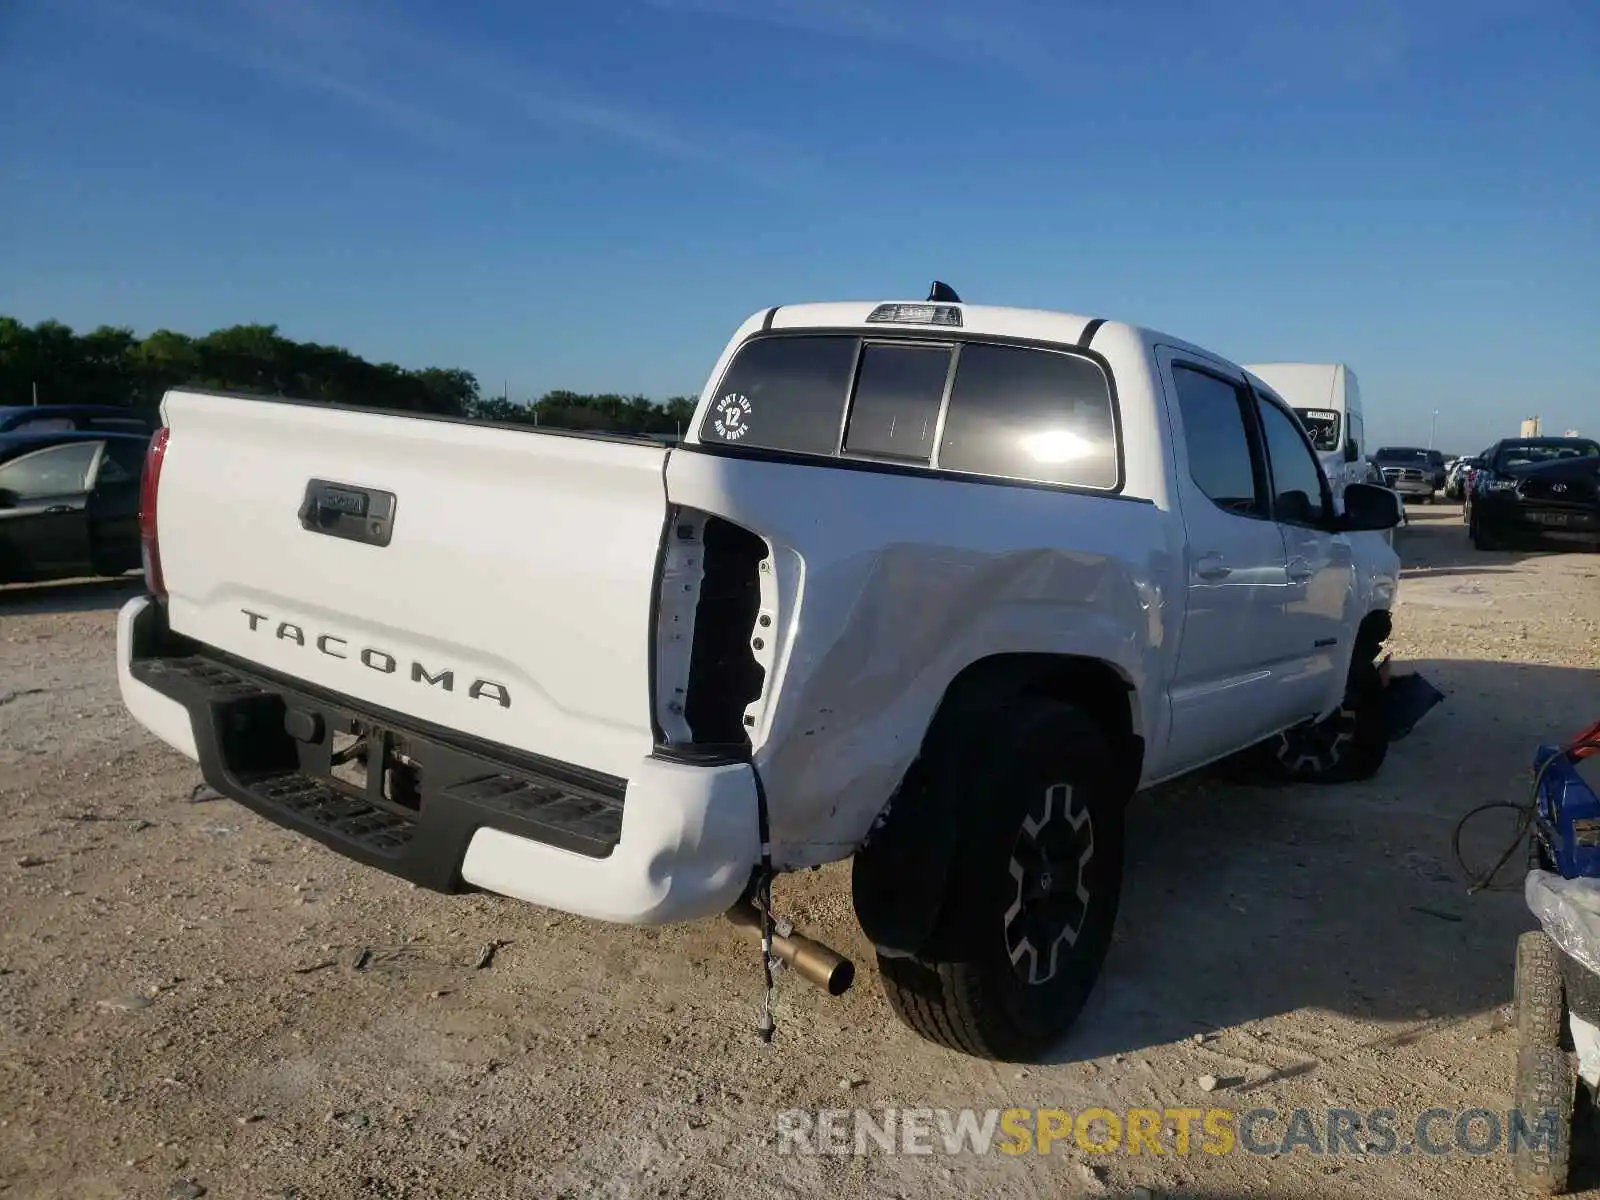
(1244, 363), (1373, 500)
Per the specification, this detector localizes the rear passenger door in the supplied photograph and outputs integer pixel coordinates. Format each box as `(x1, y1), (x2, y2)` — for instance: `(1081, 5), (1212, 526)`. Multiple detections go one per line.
(1158, 350), (1294, 772)
(87, 436), (147, 571)
(1251, 389), (1352, 723)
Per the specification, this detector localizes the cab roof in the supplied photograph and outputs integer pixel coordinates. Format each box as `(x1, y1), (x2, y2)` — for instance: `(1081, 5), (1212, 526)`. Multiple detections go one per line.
(756, 299), (1241, 372)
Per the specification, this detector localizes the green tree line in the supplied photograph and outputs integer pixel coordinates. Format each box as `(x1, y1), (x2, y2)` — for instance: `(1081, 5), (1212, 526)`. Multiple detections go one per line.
(0, 316), (696, 435)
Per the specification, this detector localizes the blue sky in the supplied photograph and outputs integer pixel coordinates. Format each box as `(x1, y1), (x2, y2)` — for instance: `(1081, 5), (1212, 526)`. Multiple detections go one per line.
(1, 0), (1595, 450)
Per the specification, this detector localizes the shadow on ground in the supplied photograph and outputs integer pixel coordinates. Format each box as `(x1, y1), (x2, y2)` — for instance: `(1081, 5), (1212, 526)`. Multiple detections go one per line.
(1050, 657), (1600, 1063)
(0, 575), (142, 615)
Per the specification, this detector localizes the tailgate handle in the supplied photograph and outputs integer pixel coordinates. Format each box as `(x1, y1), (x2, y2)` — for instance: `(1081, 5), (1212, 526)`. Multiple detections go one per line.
(298, 479), (396, 548)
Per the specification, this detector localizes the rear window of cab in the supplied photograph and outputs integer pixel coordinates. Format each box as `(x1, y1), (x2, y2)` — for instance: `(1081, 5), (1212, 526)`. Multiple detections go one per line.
(698, 333), (1120, 491)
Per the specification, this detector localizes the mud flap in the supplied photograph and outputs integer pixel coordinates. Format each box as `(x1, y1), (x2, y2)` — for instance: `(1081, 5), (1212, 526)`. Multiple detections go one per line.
(1381, 670), (1444, 742)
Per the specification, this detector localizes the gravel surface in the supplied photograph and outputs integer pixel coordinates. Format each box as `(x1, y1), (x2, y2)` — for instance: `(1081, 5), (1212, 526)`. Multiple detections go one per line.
(2, 505), (1598, 1199)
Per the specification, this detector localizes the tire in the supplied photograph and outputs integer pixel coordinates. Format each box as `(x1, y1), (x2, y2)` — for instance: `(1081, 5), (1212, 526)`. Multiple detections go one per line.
(1470, 512), (1502, 551)
(1518, 931), (1567, 1049)
(1513, 1043), (1574, 1195)
(876, 699), (1127, 1062)
(1263, 653), (1388, 783)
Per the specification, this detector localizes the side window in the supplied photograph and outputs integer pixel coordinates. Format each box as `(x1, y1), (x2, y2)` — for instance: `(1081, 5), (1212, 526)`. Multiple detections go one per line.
(937, 343), (1119, 489)
(94, 439), (147, 488)
(1171, 366), (1265, 517)
(843, 343), (951, 463)
(1255, 399), (1329, 527)
(0, 441), (102, 499)
(699, 335), (858, 455)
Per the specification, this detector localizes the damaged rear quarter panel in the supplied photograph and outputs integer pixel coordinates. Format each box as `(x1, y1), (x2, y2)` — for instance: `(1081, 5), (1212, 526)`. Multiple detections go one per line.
(665, 450), (1177, 868)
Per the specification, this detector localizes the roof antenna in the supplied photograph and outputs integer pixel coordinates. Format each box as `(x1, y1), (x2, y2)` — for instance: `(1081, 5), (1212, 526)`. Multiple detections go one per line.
(926, 281), (961, 303)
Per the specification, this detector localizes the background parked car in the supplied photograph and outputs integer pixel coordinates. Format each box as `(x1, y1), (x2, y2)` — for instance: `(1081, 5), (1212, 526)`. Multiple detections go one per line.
(0, 405), (153, 437)
(1464, 436), (1600, 550)
(0, 429), (152, 584)
(1373, 446), (1445, 503)
(1456, 448), (1496, 514)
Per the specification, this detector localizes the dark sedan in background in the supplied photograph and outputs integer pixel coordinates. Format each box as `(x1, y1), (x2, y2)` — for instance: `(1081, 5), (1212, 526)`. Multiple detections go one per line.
(0, 429), (152, 584)
(0, 404), (153, 436)
(1466, 436), (1600, 550)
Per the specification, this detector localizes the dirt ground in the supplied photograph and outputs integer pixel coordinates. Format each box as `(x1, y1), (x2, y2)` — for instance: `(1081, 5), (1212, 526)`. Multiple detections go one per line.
(3, 503), (1599, 1199)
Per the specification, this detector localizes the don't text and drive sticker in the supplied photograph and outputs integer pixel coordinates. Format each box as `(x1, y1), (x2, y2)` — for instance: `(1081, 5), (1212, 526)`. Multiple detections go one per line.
(714, 392), (752, 441)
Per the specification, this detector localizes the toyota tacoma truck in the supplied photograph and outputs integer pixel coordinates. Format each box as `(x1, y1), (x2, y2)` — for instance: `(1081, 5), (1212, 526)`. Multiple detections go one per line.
(117, 286), (1407, 1062)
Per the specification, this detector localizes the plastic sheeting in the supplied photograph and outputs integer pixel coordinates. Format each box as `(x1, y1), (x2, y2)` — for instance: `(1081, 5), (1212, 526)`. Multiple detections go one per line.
(1572, 1013), (1600, 1089)
(1527, 868), (1600, 980)
(1526, 869), (1600, 1086)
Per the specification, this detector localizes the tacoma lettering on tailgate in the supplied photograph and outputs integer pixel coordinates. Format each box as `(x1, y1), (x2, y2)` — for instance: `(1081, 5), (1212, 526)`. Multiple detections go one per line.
(241, 609), (512, 708)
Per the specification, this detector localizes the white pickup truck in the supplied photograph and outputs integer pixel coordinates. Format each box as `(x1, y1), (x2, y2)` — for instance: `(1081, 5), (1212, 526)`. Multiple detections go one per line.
(118, 288), (1407, 1061)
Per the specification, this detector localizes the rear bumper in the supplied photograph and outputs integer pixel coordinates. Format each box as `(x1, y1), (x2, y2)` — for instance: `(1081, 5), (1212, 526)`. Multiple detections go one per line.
(116, 595), (760, 925)
(1477, 498), (1600, 540)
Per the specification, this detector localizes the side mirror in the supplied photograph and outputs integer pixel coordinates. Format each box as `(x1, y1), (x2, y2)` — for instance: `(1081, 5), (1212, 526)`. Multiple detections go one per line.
(1340, 482), (1403, 532)
(1343, 437), (1359, 464)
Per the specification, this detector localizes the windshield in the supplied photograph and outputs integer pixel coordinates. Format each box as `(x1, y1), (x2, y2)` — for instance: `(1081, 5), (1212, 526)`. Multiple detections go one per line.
(1374, 447), (1429, 464)
(1292, 408), (1341, 452)
(1495, 441), (1600, 469)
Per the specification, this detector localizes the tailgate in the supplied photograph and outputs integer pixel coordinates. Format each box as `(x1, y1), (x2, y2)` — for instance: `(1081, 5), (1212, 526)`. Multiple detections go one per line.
(154, 391), (668, 780)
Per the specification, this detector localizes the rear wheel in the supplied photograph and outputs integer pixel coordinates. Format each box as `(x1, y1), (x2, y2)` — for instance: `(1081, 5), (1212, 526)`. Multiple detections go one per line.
(1518, 931), (1567, 1049)
(1513, 931), (1575, 1194)
(876, 699), (1127, 1062)
(1513, 1043), (1575, 1195)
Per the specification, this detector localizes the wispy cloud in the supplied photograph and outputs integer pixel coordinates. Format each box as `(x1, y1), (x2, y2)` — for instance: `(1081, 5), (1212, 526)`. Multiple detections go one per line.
(640, 0), (1470, 93)
(70, 0), (813, 188)
(641, 0), (1066, 82)
(80, 0), (470, 150)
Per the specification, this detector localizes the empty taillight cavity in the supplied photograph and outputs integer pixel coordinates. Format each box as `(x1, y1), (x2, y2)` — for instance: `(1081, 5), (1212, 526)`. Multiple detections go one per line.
(654, 508), (773, 748)
(683, 516), (769, 745)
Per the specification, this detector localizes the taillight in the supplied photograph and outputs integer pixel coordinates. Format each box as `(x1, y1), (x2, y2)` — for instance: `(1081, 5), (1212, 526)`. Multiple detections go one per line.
(139, 427), (170, 598)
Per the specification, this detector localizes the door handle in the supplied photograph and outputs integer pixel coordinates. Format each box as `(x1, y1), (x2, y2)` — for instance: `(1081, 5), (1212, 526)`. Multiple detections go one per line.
(43, 505), (74, 515)
(1287, 557), (1314, 582)
(1194, 553), (1232, 582)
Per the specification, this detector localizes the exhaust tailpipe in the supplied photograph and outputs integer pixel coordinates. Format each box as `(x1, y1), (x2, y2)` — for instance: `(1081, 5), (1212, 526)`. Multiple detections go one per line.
(727, 902), (855, 996)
